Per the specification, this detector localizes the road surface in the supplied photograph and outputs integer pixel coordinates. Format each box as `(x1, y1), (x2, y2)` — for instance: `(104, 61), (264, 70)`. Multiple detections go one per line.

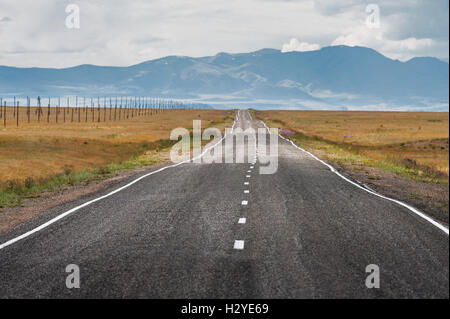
(0, 110), (448, 298)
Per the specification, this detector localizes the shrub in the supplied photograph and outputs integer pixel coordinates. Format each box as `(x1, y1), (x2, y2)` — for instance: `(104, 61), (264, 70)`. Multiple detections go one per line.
(24, 177), (34, 189)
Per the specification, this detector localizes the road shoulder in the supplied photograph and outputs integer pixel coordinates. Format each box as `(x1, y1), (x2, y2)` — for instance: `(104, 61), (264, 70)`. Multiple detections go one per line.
(0, 154), (172, 235)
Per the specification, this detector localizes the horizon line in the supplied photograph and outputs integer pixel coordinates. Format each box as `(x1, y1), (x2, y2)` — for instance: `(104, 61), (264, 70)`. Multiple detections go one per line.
(1, 45), (448, 70)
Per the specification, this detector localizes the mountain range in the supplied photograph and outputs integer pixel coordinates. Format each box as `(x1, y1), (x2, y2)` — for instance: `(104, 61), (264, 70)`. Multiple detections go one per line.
(0, 45), (448, 111)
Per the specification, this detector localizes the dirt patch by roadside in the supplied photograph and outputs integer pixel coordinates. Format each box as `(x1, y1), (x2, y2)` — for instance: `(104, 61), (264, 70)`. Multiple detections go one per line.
(0, 153), (172, 234)
(336, 162), (449, 225)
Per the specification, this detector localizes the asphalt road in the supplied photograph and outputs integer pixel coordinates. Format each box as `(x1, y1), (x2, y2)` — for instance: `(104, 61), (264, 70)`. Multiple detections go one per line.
(0, 110), (448, 298)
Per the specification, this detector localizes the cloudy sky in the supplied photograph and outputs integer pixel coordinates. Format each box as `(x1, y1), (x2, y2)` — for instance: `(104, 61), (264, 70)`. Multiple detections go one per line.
(0, 0), (448, 68)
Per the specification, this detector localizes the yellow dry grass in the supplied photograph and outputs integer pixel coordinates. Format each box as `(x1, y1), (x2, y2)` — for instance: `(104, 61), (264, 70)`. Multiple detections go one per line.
(255, 110), (449, 183)
(0, 108), (233, 185)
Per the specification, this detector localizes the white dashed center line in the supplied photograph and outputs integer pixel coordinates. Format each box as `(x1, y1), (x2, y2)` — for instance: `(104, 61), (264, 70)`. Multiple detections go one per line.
(244, 182), (249, 185)
(234, 240), (245, 250)
(250, 166), (254, 169)
(246, 175), (251, 178)
(241, 200), (248, 206)
(244, 190), (249, 194)
(238, 218), (246, 224)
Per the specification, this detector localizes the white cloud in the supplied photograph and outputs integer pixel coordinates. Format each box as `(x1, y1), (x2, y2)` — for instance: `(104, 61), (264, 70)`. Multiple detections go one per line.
(389, 37), (434, 51)
(281, 38), (321, 52)
(331, 25), (436, 61)
(325, 0), (448, 61)
(0, 0), (447, 67)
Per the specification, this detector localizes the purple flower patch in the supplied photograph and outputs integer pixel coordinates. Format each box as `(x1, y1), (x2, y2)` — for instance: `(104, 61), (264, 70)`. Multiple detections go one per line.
(281, 129), (294, 136)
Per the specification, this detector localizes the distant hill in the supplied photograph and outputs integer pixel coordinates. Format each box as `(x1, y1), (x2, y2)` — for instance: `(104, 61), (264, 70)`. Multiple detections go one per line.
(0, 45), (448, 111)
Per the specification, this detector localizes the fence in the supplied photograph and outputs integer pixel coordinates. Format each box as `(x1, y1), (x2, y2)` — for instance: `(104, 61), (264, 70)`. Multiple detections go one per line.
(0, 96), (210, 127)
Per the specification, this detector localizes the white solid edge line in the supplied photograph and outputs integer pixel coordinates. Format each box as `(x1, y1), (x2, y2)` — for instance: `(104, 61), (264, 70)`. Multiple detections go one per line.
(0, 118), (239, 250)
(260, 120), (449, 236)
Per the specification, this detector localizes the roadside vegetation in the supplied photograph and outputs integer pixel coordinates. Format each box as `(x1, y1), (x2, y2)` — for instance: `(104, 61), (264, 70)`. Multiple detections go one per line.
(253, 109), (449, 221)
(253, 110), (449, 185)
(0, 109), (235, 208)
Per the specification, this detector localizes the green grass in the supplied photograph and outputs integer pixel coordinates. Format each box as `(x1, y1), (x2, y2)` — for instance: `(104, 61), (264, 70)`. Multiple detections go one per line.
(0, 139), (172, 209)
(0, 113), (235, 210)
(410, 193), (423, 200)
(280, 130), (448, 185)
(251, 109), (449, 184)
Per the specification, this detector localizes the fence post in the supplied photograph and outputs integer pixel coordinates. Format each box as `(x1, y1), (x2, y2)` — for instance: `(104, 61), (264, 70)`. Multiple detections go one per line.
(37, 96), (41, 123)
(27, 97), (30, 123)
(118, 97), (122, 121)
(126, 97), (130, 119)
(78, 96), (81, 123)
(114, 97), (117, 121)
(96, 97), (99, 122)
(103, 97), (106, 122)
(56, 97), (59, 123)
(3, 101), (6, 127)
(71, 97), (74, 122)
(47, 98), (50, 123)
(16, 101), (19, 126)
(91, 98), (94, 122)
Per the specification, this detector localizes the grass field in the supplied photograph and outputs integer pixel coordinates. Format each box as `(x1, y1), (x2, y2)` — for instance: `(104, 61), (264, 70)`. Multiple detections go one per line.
(253, 110), (449, 184)
(0, 108), (234, 208)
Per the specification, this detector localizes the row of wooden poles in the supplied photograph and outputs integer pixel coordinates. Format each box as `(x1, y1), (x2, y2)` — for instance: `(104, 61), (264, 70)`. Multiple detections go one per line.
(0, 96), (206, 127)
